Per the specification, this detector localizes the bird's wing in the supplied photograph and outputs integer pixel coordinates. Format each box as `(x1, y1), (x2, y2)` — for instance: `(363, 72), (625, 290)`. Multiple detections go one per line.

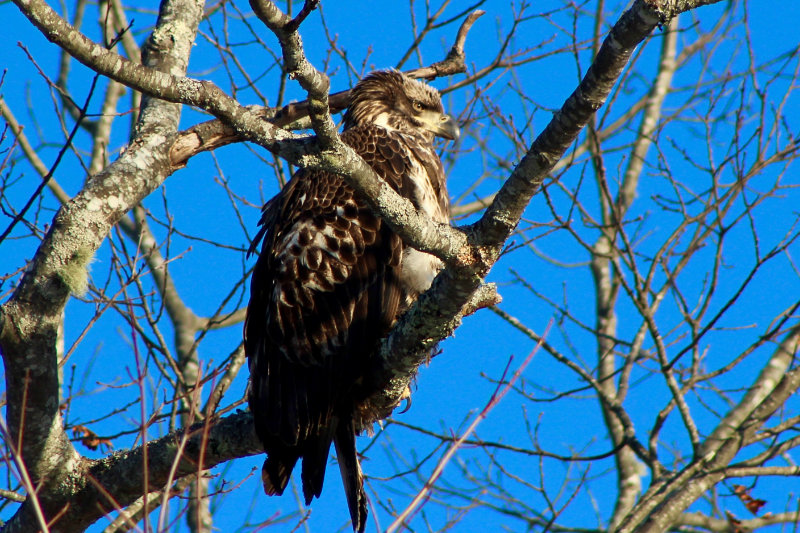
(245, 124), (415, 447)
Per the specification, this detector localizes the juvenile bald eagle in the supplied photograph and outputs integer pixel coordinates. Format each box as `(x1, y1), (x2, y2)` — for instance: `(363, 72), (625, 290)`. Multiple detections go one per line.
(245, 70), (459, 532)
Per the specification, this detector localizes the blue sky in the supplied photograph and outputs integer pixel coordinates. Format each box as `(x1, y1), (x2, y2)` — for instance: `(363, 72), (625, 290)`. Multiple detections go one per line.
(2, 0), (800, 531)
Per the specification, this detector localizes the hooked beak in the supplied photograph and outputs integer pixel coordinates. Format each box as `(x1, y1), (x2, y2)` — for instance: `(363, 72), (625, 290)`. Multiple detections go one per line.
(419, 111), (461, 141)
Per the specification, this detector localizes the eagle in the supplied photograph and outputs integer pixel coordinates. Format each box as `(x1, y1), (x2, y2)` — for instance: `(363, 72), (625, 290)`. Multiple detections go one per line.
(244, 69), (459, 532)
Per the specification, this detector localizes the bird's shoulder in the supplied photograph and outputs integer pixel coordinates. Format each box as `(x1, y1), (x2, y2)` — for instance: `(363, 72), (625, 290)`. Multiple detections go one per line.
(339, 123), (422, 192)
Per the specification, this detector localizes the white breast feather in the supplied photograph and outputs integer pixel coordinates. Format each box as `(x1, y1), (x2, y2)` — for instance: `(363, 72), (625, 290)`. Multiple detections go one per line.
(400, 248), (442, 294)
(399, 151), (446, 294)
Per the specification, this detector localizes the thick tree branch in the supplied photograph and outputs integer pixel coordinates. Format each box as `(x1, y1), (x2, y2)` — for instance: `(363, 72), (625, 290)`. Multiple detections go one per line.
(2, 413), (260, 533)
(473, 0), (720, 247)
(1, 0), (204, 530)
(12, 0), (480, 270)
(679, 511), (800, 532)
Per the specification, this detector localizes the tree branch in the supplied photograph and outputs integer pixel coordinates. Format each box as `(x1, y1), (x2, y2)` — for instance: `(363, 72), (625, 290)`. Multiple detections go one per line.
(1, 413), (260, 533)
(2, 0), (204, 529)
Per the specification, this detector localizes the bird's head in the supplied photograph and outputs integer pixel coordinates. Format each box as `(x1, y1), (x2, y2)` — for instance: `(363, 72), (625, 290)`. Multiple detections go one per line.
(342, 69), (460, 142)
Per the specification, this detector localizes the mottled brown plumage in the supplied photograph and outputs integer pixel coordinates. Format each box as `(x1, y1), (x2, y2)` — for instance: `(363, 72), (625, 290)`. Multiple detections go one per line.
(245, 70), (459, 532)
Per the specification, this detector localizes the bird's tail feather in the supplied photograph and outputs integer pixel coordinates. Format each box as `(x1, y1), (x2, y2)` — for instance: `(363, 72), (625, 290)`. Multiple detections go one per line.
(301, 421), (337, 505)
(262, 451), (299, 496)
(334, 418), (367, 533)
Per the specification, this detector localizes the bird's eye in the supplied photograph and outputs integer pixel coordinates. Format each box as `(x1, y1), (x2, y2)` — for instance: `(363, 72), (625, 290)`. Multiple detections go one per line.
(412, 101), (424, 111)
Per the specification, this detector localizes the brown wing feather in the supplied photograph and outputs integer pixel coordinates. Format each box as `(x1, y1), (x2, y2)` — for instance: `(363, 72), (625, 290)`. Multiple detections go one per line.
(245, 125), (415, 527)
